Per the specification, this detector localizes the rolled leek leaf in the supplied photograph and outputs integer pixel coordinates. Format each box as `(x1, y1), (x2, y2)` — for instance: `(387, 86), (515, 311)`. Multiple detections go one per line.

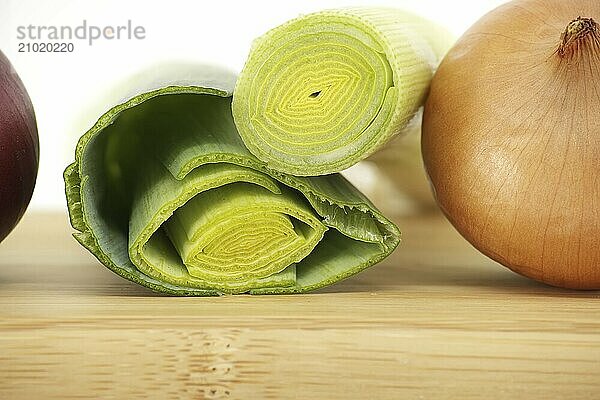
(232, 7), (452, 176)
(64, 71), (400, 295)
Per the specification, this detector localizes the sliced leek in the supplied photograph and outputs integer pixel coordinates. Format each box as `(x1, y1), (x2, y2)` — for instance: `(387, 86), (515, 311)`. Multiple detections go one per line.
(64, 74), (400, 295)
(232, 7), (452, 176)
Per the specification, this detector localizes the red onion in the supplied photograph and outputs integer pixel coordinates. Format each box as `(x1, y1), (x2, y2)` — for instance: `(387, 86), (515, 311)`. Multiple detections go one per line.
(0, 50), (39, 243)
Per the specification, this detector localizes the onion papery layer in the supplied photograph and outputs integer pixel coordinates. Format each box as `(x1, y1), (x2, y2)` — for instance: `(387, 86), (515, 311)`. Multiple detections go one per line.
(64, 73), (400, 295)
(232, 7), (451, 176)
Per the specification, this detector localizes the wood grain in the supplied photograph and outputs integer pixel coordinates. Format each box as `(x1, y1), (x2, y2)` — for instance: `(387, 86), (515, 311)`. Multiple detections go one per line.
(0, 212), (599, 399)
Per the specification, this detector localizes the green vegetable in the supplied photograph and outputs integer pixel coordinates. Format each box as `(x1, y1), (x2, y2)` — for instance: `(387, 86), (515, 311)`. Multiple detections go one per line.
(64, 73), (400, 295)
(232, 7), (452, 176)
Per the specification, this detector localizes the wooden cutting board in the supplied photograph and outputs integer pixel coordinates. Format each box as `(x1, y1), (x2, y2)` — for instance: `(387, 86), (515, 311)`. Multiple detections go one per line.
(0, 211), (598, 399)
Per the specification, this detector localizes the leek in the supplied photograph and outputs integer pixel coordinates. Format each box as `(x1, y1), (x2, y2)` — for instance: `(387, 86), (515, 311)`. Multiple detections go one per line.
(232, 7), (452, 176)
(64, 73), (400, 295)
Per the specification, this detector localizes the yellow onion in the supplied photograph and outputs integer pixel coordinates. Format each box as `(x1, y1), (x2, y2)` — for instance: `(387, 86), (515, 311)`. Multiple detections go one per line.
(422, 0), (600, 289)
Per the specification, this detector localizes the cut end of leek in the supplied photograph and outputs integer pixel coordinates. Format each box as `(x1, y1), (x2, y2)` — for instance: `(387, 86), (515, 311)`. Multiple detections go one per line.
(232, 7), (452, 176)
(162, 182), (327, 290)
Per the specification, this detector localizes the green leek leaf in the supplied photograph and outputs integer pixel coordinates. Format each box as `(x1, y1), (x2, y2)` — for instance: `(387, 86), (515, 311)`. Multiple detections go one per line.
(64, 72), (400, 295)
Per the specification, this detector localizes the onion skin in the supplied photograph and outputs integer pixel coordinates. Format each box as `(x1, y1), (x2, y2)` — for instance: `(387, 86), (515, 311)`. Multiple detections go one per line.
(0, 50), (39, 244)
(422, 0), (600, 289)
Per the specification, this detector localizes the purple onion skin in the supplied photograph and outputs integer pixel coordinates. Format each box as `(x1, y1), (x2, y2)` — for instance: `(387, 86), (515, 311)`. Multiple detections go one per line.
(0, 50), (39, 243)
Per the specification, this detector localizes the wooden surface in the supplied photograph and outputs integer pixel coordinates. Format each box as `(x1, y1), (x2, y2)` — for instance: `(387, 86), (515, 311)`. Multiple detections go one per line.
(0, 211), (599, 399)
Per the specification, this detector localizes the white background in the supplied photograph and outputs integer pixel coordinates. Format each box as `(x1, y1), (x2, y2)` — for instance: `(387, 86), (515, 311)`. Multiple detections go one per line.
(0, 0), (507, 210)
